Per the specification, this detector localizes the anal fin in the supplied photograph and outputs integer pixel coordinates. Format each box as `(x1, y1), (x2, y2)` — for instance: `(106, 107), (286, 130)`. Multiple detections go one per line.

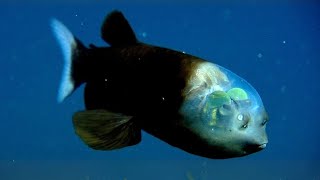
(73, 110), (141, 150)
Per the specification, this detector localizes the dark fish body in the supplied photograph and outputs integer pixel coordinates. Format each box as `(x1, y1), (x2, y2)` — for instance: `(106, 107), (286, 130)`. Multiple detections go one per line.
(52, 11), (268, 159)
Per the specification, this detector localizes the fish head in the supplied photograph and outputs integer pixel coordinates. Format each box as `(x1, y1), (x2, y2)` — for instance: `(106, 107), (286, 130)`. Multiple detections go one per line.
(180, 62), (268, 158)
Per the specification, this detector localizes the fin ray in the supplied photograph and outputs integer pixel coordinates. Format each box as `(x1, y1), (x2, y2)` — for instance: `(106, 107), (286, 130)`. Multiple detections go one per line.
(73, 110), (141, 150)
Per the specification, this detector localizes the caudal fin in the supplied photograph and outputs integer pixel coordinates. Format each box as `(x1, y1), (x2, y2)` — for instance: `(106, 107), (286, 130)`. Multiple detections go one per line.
(51, 18), (86, 103)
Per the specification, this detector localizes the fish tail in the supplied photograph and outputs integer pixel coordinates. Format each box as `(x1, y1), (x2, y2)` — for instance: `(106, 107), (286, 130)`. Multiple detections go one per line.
(51, 18), (87, 103)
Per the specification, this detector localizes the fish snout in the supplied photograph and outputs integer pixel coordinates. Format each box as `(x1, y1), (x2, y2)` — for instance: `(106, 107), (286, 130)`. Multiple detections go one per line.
(258, 142), (268, 149)
(243, 140), (268, 154)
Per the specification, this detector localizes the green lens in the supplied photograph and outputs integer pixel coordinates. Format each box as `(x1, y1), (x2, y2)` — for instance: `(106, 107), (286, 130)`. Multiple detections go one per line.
(227, 88), (248, 101)
(207, 91), (231, 108)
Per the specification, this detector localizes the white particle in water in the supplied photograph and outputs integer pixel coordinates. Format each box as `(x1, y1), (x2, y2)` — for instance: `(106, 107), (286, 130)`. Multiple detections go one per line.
(142, 32), (147, 38)
(280, 85), (286, 93)
(257, 53), (263, 58)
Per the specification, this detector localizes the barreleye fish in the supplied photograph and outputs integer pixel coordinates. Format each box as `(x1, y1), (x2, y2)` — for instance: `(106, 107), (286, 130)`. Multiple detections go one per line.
(51, 10), (268, 159)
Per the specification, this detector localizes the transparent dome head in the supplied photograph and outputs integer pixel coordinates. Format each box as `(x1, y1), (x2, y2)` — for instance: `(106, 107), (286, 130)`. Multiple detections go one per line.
(180, 61), (267, 132)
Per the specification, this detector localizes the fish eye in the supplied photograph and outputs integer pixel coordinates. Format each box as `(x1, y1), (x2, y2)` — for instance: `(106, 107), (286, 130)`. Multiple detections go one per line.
(242, 124), (248, 129)
(240, 120), (249, 129)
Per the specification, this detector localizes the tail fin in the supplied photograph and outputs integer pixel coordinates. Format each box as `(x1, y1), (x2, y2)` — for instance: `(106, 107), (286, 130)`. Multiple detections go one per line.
(51, 18), (86, 103)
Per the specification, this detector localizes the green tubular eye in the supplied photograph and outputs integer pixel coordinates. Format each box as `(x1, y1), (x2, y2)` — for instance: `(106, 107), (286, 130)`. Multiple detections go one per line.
(207, 91), (231, 108)
(227, 88), (248, 101)
(203, 91), (232, 127)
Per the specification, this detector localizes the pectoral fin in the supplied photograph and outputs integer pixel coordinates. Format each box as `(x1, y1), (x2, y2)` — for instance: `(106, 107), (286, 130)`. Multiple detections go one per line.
(73, 110), (141, 150)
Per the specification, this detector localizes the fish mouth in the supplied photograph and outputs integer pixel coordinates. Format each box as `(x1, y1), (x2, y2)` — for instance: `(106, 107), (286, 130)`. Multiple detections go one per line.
(244, 142), (268, 153)
(258, 143), (267, 149)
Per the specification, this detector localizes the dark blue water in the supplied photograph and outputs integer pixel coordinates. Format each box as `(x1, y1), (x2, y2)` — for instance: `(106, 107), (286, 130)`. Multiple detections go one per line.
(1, 1), (319, 179)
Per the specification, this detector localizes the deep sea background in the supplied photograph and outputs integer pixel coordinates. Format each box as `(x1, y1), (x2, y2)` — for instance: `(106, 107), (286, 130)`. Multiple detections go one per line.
(0, 1), (319, 179)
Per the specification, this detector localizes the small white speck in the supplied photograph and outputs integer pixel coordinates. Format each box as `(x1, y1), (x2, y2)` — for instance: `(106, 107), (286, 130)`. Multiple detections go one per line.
(138, 57), (141, 61)
(257, 53), (263, 58)
(162, 97), (165, 101)
(280, 85), (286, 93)
(75, 14), (78, 17)
(281, 115), (287, 121)
(9, 75), (15, 81)
(282, 40), (286, 44)
(104, 79), (108, 82)
(12, 160), (15, 163)
(182, 51), (186, 54)
(141, 32), (147, 38)
(202, 161), (207, 167)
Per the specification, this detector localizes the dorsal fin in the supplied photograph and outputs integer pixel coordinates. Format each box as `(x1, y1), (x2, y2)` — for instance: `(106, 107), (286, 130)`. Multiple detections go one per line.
(101, 10), (137, 47)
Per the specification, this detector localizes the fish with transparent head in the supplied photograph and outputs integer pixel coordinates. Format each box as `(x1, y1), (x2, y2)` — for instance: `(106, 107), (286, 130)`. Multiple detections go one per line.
(51, 10), (268, 159)
(180, 62), (268, 158)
